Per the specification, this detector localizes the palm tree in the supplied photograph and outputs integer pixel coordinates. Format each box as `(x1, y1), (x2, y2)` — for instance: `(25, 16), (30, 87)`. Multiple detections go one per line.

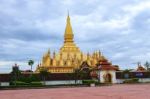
(28, 60), (34, 72)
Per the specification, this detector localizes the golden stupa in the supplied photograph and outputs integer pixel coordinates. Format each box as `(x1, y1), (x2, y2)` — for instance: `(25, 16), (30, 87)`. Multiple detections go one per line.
(36, 14), (103, 73)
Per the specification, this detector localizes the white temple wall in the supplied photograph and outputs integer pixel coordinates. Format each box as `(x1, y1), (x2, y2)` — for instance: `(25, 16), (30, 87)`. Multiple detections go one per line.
(98, 70), (117, 84)
(43, 80), (82, 85)
(116, 78), (150, 84)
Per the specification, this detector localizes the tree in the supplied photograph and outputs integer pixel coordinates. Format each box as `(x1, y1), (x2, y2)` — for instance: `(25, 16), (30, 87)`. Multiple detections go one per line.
(79, 61), (91, 79)
(123, 69), (132, 73)
(144, 61), (150, 71)
(39, 67), (49, 85)
(122, 69), (131, 79)
(73, 67), (92, 85)
(28, 60), (34, 72)
(11, 64), (21, 86)
(73, 68), (80, 84)
(78, 70), (87, 79)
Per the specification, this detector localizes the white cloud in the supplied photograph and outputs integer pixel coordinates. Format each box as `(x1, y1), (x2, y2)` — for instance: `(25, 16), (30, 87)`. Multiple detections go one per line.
(61, 0), (74, 6)
(0, 0), (150, 72)
(102, 17), (129, 30)
(112, 53), (125, 60)
(123, 1), (150, 15)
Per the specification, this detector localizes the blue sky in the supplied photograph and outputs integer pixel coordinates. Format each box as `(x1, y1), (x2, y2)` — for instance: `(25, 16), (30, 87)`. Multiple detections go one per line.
(0, 0), (150, 73)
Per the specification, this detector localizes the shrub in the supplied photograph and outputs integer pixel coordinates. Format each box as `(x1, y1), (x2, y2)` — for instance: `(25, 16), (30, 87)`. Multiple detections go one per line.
(10, 81), (42, 86)
(123, 78), (139, 83)
(18, 75), (40, 83)
(10, 81), (29, 86)
(132, 78), (139, 82)
(31, 82), (43, 86)
(82, 80), (99, 85)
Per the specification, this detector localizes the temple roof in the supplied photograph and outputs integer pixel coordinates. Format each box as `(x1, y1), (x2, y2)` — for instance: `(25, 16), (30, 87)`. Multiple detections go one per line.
(60, 14), (80, 53)
(64, 14), (74, 43)
(136, 66), (146, 72)
(98, 65), (117, 70)
(97, 57), (117, 71)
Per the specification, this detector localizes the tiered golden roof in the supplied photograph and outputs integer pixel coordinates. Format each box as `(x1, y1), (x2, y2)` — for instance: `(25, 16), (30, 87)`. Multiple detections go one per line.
(36, 14), (104, 73)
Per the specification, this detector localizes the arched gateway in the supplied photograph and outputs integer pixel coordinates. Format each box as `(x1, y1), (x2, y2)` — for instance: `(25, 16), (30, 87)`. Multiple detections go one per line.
(96, 56), (118, 84)
(104, 73), (112, 83)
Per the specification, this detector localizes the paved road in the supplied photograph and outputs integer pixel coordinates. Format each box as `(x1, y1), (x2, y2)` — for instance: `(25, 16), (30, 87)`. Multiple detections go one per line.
(0, 84), (150, 99)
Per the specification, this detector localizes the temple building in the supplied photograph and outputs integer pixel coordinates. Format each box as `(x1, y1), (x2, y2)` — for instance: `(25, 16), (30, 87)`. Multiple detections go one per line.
(36, 14), (108, 73)
(136, 65), (146, 72)
(96, 56), (118, 83)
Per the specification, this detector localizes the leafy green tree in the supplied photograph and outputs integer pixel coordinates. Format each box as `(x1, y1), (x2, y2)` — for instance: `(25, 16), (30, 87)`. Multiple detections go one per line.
(79, 70), (90, 79)
(11, 64), (21, 85)
(73, 69), (91, 85)
(39, 67), (49, 85)
(73, 68), (80, 84)
(123, 69), (134, 79)
(123, 69), (131, 73)
(28, 60), (34, 72)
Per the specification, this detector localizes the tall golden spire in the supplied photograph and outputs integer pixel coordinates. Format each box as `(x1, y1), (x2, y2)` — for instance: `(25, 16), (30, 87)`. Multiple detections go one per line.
(64, 12), (74, 43)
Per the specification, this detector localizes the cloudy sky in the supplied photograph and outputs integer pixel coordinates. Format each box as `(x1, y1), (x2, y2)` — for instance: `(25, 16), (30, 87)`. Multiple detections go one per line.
(0, 0), (150, 73)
